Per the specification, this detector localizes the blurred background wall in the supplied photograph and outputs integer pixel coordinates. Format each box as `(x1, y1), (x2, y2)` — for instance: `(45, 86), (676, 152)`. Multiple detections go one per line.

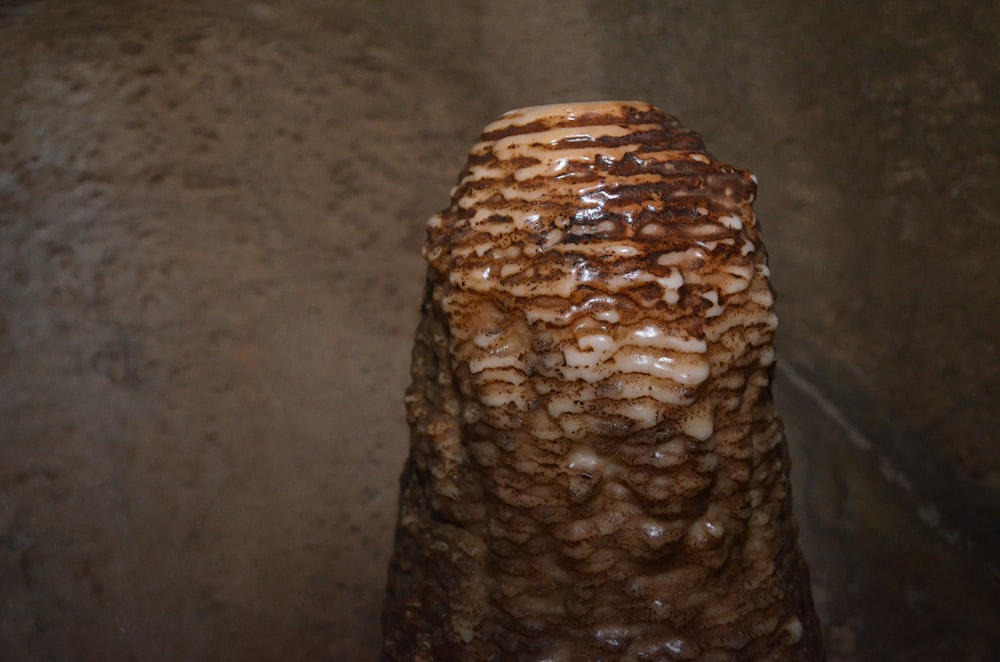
(1, 1), (997, 659)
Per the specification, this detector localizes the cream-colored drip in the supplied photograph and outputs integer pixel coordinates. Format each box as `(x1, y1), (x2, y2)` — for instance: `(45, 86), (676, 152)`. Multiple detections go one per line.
(484, 100), (655, 133)
(457, 149), (722, 208)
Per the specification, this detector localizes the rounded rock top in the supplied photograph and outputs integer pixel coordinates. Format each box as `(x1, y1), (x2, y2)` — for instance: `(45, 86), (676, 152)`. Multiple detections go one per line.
(421, 100), (775, 436)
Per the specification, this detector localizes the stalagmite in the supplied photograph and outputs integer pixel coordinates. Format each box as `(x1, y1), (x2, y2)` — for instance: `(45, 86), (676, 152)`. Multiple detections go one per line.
(382, 101), (823, 661)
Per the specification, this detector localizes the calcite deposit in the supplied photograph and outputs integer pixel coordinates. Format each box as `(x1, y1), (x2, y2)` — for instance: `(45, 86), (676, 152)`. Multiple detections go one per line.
(382, 101), (823, 660)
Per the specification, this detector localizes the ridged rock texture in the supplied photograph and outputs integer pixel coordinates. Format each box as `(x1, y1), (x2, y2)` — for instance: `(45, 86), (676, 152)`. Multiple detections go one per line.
(382, 101), (823, 661)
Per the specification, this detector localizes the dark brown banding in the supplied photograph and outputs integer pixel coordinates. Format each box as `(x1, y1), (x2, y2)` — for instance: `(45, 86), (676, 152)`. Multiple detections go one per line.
(383, 101), (824, 661)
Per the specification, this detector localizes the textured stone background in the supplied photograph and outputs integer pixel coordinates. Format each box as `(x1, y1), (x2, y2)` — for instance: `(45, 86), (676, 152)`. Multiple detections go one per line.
(1, 1), (997, 660)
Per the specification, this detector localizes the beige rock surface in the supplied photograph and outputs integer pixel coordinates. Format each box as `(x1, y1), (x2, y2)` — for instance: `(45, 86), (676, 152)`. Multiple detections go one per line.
(1, 1), (998, 660)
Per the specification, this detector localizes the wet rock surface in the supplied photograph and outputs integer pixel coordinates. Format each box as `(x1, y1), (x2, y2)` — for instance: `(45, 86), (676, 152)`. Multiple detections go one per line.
(383, 102), (822, 659)
(1, 1), (998, 660)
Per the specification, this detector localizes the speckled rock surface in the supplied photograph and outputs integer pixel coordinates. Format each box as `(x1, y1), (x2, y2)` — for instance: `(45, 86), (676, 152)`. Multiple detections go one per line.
(1, 1), (998, 660)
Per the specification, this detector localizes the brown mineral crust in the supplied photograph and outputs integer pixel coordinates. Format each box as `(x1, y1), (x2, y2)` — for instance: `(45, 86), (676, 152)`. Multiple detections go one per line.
(382, 102), (823, 660)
